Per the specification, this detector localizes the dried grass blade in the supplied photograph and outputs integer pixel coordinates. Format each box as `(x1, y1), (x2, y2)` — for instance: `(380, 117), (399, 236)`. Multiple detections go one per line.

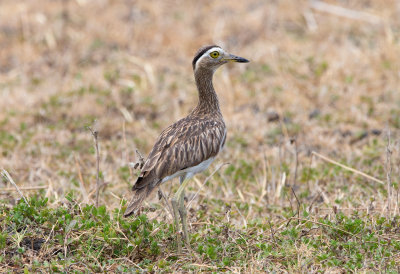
(1, 169), (29, 205)
(312, 151), (384, 185)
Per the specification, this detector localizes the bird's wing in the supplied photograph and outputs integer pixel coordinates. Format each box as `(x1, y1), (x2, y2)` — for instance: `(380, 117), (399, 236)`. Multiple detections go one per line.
(133, 117), (226, 190)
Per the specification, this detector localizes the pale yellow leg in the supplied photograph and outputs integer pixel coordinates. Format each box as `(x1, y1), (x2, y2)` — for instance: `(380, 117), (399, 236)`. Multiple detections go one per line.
(171, 197), (182, 254)
(171, 177), (191, 252)
(176, 177), (191, 246)
(175, 176), (191, 200)
(178, 189), (190, 245)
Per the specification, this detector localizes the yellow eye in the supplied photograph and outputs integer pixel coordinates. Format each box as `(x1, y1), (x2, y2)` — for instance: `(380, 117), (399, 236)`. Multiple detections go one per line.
(210, 51), (220, 58)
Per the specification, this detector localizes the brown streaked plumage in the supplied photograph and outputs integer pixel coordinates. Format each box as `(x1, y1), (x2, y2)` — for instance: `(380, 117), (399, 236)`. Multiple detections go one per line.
(124, 45), (249, 217)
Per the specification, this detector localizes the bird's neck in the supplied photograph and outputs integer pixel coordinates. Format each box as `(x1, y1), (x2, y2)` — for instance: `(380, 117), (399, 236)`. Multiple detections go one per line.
(193, 68), (221, 115)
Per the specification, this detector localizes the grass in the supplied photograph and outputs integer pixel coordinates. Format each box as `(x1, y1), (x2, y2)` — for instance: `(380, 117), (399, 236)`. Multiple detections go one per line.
(1, 0), (400, 272)
(1, 195), (399, 272)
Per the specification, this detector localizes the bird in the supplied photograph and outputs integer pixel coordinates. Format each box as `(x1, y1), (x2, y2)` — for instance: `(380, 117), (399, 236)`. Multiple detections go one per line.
(124, 45), (249, 251)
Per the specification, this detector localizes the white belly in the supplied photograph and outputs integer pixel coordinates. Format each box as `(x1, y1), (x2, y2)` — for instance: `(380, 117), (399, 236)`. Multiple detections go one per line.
(161, 157), (215, 183)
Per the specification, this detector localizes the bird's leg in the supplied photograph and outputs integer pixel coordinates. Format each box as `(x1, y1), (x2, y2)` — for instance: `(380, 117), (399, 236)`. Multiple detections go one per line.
(178, 177), (190, 245)
(171, 177), (191, 253)
(171, 197), (182, 254)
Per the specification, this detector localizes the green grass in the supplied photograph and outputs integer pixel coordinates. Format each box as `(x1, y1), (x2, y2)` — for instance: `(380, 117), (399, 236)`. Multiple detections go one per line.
(1, 195), (399, 272)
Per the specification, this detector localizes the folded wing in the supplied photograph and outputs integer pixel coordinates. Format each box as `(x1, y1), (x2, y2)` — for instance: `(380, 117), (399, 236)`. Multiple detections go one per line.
(134, 117), (226, 190)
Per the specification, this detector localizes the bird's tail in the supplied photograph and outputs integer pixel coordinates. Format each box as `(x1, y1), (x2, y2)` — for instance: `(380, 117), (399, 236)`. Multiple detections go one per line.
(124, 186), (154, 217)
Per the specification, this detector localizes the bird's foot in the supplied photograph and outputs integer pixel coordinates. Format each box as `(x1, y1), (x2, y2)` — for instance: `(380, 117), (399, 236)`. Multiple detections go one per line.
(171, 198), (182, 254)
(178, 205), (190, 246)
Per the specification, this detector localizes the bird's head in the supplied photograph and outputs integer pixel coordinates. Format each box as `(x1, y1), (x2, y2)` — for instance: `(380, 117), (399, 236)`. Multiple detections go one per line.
(192, 45), (249, 72)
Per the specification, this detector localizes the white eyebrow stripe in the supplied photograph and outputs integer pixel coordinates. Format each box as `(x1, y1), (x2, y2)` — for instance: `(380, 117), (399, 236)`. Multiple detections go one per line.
(194, 47), (222, 70)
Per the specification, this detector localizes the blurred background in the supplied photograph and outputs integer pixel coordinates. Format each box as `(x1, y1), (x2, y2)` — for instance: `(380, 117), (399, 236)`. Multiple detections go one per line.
(1, 0), (400, 216)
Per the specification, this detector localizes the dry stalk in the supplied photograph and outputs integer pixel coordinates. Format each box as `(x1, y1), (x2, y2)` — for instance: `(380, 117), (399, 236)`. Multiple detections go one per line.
(308, 192), (322, 213)
(285, 186), (301, 227)
(258, 151), (268, 203)
(312, 151), (385, 185)
(396, 190), (399, 216)
(267, 219), (278, 246)
(157, 186), (173, 219)
(88, 126), (101, 207)
(291, 138), (298, 187)
(275, 172), (286, 201)
(314, 181), (330, 204)
(234, 202), (247, 228)
(289, 217), (381, 244)
(385, 128), (393, 217)
(187, 162), (228, 209)
(306, 153), (314, 190)
(291, 187), (301, 220)
(115, 199), (137, 249)
(1, 169), (29, 205)
(74, 154), (89, 203)
(310, 0), (382, 25)
(0, 185), (47, 192)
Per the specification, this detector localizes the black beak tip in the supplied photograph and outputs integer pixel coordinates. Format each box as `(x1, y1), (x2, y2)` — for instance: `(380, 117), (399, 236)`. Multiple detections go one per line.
(233, 56), (250, 63)
(237, 57), (250, 63)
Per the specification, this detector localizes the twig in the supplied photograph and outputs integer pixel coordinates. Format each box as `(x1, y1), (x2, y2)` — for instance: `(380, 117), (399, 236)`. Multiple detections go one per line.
(157, 186), (173, 218)
(1, 169), (29, 205)
(396, 189), (399, 216)
(286, 186), (301, 227)
(258, 151), (268, 202)
(290, 217), (380, 244)
(312, 151), (384, 185)
(267, 219), (278, 246)
(291, 138), (298, 187)
(88, 182), (109, 198)
(187, 163), (228, 209)
(189, 264), (218, 269)
(286, 188), (294, 215)
(310, 0), (382, 25)
(234, 202), (247, 228)
(308, 192), (322, 212)
(315, 181), (330, 204)
(65, 262), (91, 273)
(74, 154), (89, 203)
(88, 126), (101, 207)
(306, 152), (314, 188)
(40, 220), (58, 257)
(275, 172), (286, 200)
(291, 187), (301, 220)
(115, 199), (137, 249)
(0, 185), (48, 192)
(112, 257), (143, 271)
(386, 128), (392, 217)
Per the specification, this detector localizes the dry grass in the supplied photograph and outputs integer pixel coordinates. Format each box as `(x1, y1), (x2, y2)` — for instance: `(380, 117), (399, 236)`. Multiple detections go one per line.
(1, 0), (400, 272)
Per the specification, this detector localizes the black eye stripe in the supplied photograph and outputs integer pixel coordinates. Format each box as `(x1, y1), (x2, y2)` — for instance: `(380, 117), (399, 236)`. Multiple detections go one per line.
(192, 45), (221, 69)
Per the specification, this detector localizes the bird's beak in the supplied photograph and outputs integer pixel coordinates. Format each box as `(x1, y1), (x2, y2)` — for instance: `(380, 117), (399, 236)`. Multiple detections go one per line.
(224, 53), (249, 63)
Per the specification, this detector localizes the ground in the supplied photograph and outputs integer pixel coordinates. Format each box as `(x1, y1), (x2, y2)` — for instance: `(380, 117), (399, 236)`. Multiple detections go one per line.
(1, 0), (400, 272)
